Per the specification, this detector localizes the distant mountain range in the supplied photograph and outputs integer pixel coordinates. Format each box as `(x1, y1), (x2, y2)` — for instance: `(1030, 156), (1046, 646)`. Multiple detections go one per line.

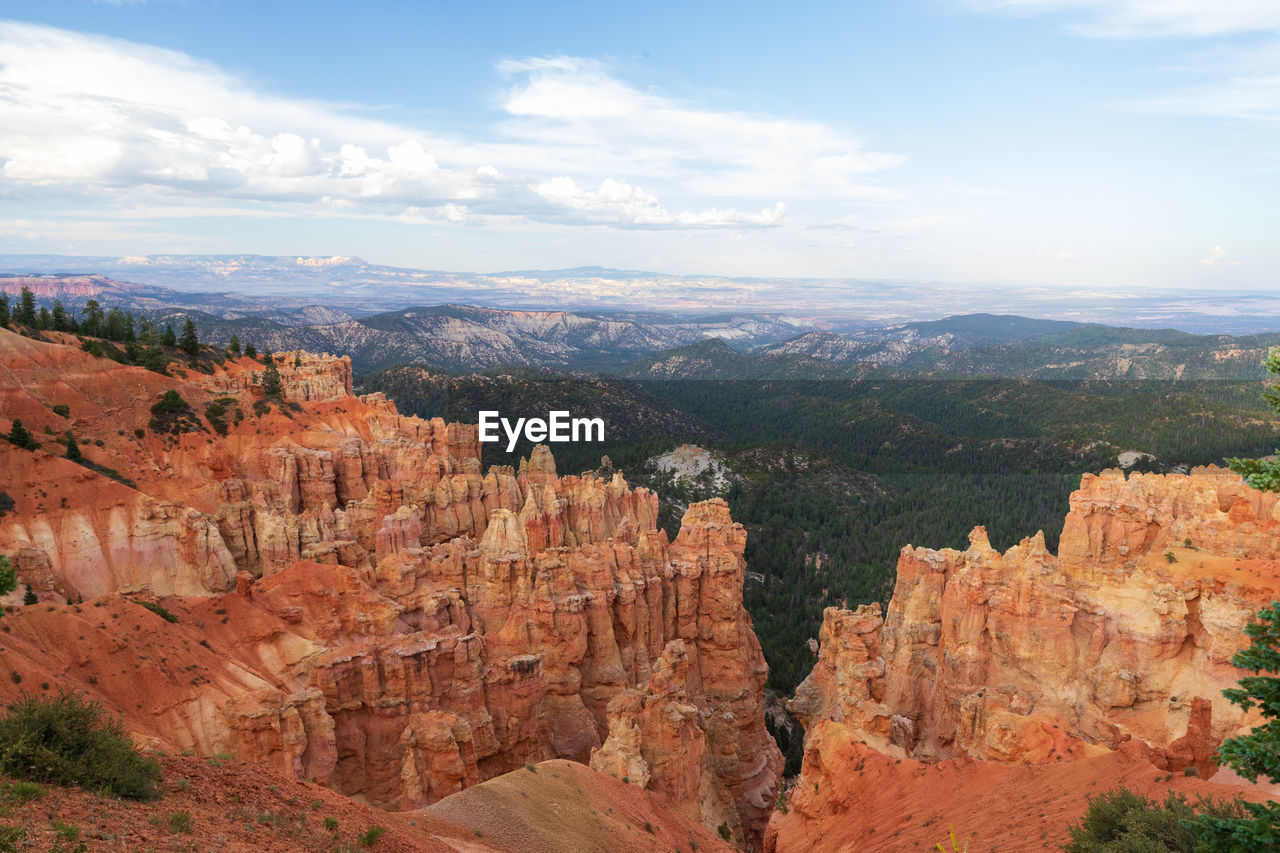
(2, 269), (1278, 378)
(623, 321), (1278, 381)
(8, 254), (1280, 333)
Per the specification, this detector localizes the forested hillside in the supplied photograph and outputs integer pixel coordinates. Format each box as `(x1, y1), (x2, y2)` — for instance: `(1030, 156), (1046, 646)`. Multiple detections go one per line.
(364, 365), (1280, 689)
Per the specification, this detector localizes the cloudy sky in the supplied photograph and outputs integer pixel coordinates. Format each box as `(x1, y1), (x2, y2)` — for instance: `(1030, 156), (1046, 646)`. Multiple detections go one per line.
(0, 0), (1276, 288)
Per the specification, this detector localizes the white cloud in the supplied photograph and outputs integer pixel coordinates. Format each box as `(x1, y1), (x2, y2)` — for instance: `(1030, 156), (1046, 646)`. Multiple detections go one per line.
(1200, 245), (1241, 266)
(533, 177), (787, 228)
(969, 1), (1280, 38)
(493, 56), (904, 199)
(0, 22), (900, 232)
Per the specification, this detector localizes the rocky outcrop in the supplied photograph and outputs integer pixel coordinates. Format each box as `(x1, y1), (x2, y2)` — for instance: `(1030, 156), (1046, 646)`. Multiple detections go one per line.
(790, 468), (1280, 766)
(769, 466), (1280, 850)
(0, 327), (780, 847)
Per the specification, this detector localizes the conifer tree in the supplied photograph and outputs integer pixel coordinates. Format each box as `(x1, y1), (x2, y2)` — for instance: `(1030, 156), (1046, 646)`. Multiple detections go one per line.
(178, 317), (199, 357)
(64, 430), (82, 462)
(6, 419), (37, 450)
(228, 334), (241, 355)
(1192, 602), (1280, 847)
(37, 307), (50, 330)
(162, 324), (177, 347)
(0, 293), (9, 326)
(261, 351), (283, 397)
(17, 287), (35, 325)
(23, 584), (37, 606)
(80, 300), (104, 337)
(51, 300), (69, 331)
(244, 341), (257, 359)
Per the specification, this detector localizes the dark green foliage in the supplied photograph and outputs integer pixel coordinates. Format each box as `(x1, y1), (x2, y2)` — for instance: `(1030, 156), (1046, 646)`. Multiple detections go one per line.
(50, 299), (72, 332)
(1189, 602), (1280, 848)
(261, 351), (283, 397)
(162, 324), (177, 347)
(22, 585), (36, 606)
(228, 334), (241, 355)
(36, 307), (50, 330)
(137, 600), (178, 624)
(5, 419), (37, 451)
(79, 300), (103, 337)
(178, 318), (199, 357)
(0, 555), (15, 598)
(359, 825), (385, 847)
(362, 366), (1280, 691)
(64, 431), (82, 462)
(0, 825), (26, 852)
(765, 710), (804, 777)
(52, 404), (70, 418)
(17, 287), (35, 326)
(0, 690), (161, 799)
(135, 344), (168, 373)
(0, 293), (9, 326)
(103, 308), (134, 343)
(0, 491), (13, 518)
(149, 390), (203, 437)
(1064, 788), (1247, 852)
(1228, 349), (1280, 491)
(152, 390), (186, 415)
(293, 352), (302, 368)
(244, 341), (257, 359)
(205, 401), (232, 435)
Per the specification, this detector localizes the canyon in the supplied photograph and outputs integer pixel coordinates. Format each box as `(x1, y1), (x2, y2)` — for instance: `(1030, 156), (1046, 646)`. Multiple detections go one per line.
(7, 319), (1280, 851)
(0, 326), (780, 849)
(769, 465), (1280, 849)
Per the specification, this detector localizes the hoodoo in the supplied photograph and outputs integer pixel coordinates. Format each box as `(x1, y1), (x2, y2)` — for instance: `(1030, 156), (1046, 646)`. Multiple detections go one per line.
(0, 327), (781, 850)
(769, 465), (1280, 850)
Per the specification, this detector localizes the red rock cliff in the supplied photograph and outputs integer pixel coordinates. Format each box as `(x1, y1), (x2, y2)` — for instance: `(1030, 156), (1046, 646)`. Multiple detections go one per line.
(771, 466), (1280, 850)
(0, 327), (780, 849)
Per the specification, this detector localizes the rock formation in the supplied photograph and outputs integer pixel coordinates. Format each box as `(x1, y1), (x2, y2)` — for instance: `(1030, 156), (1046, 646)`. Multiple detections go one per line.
(0, 327), (780, 848)
(772, 466), (1280, 849)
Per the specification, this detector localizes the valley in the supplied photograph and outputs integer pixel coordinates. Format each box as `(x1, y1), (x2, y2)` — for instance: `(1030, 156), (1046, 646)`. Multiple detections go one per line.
(2, 282), (1280, 850)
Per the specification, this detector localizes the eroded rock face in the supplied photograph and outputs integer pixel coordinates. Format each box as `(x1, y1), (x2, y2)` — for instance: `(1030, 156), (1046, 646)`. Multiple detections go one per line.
(789, 467), (1280, 770)
(217, 498), (777, 847)
(769, 466), (1280, 850)
(0, 328), (780, 848)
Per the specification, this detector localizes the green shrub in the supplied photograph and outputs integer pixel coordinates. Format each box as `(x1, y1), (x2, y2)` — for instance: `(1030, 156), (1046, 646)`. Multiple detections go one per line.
(0, 780), (47, 803)
(0, 690), (161, 799)
(0, 556), (14, 599)
(0, 826), (26, 852)
(359, 825), (385, 847)
(1064, 788), (1247, 852)
(51, 405), (70, 418)
(324, 816), (339, 832)
(151, 390), (186, 416)
(137, 600), (178, 624)
(167, 811), (192, 834)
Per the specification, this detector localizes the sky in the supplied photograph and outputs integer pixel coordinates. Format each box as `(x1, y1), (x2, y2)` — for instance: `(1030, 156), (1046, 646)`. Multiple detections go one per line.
(0, 0), (1277, 289)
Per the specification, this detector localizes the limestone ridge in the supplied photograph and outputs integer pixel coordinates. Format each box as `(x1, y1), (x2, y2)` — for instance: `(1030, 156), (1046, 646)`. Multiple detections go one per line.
(0, 327), (781, 849)
(788, 466), (1280, 775)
